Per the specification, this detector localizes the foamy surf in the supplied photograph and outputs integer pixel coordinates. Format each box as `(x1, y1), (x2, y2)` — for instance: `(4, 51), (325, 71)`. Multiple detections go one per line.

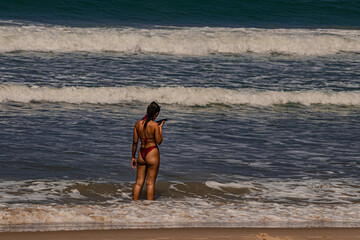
(1, 84), (360, 106)
(1, 25), (360, 55)
(1, 201), (359, 232)
(0, 177), (359, 231)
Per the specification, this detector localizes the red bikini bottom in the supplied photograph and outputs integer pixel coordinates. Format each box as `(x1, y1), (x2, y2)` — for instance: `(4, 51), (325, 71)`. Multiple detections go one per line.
(140, 146), (157, 160)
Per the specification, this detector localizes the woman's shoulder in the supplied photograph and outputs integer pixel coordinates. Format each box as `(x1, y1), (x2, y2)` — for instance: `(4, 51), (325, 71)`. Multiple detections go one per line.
(134, 120), (142, 127)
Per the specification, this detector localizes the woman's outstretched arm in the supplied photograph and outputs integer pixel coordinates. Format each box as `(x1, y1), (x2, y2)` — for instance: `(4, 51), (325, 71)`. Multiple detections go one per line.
(131, 123), (139, 170)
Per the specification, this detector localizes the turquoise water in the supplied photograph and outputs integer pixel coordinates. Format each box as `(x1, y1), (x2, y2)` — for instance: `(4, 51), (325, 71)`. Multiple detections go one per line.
(0, 0), (360, 232)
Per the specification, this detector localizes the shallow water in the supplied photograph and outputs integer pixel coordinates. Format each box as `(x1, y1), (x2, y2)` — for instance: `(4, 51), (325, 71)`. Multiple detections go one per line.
(1, 0), (360, 232)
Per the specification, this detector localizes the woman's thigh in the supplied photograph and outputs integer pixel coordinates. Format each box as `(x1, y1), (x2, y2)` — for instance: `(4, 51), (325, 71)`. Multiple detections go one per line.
(136, 155), (147, 183)
(145, 148), (160, 183)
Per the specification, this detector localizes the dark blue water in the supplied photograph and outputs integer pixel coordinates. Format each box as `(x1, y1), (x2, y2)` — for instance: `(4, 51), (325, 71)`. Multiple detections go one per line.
(0, 0), (359, 28)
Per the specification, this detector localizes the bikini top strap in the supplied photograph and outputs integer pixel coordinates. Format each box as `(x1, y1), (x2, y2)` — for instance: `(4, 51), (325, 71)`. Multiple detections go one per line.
(142, 114), (147, 123)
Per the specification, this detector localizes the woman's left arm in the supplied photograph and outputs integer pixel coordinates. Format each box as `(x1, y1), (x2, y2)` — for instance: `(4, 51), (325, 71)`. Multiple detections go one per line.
(131, 123), (139, 170)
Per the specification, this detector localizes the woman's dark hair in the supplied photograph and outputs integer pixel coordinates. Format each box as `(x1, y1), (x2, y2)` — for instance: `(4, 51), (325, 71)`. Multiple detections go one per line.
(144, 101), (160, 129)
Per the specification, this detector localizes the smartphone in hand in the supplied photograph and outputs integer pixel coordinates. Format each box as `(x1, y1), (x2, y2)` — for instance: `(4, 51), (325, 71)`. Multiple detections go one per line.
(156, 119), (168, 124)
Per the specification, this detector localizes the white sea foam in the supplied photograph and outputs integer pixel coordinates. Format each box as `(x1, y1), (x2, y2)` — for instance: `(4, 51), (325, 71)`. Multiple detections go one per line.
(0, 25), (359, 55)
(205, 181), (258, 191)
(1, 84), (360, 106)
(0, 180), (86, 203)
(0, 179), (359, 231)
(0, 201), (359, 231)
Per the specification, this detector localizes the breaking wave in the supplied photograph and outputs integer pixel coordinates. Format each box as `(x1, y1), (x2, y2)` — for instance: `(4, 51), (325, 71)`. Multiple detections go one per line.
(1, 84), (360, 106)
(1, 26), (360, 55)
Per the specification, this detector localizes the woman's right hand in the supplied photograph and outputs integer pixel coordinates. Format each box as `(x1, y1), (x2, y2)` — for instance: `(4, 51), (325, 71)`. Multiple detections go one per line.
(159, 120), (165, 128)
(131, 157), (137, 170)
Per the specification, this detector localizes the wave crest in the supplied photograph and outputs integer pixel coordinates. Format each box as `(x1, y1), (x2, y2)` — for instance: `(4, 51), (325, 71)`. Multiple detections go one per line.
(1, 85), (360, 106)
(1, 26), (360, 55)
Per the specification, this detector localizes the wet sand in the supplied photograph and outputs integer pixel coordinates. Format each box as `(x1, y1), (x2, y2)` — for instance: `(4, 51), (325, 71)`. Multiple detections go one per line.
(1, 228), (360, 240)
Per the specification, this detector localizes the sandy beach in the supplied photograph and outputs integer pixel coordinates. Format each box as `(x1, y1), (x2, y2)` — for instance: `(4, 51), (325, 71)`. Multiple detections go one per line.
(1, 228), (360, 240)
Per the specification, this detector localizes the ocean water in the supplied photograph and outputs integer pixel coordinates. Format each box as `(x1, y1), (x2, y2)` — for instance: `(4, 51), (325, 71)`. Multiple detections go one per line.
(1, 0), (360, 232)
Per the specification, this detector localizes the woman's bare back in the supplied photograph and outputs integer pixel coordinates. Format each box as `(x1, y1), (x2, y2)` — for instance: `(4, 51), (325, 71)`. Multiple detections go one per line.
(136, 120), (158, 148)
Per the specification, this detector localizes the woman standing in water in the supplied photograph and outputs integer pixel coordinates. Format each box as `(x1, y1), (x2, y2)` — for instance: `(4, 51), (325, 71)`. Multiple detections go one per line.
(131, 102), (164, 201)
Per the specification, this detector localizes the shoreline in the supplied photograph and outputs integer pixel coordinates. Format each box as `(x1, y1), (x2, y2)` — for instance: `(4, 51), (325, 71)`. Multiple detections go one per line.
(0, 228), (360, 240)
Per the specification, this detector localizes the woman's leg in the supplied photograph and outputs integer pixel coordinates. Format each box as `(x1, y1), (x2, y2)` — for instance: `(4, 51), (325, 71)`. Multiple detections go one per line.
(144, 149), (160, 200)
(133, 156), (147, 201)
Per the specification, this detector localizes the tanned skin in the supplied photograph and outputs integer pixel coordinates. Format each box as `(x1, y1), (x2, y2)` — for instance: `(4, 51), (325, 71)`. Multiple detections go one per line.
(132, 112), (164, 200)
